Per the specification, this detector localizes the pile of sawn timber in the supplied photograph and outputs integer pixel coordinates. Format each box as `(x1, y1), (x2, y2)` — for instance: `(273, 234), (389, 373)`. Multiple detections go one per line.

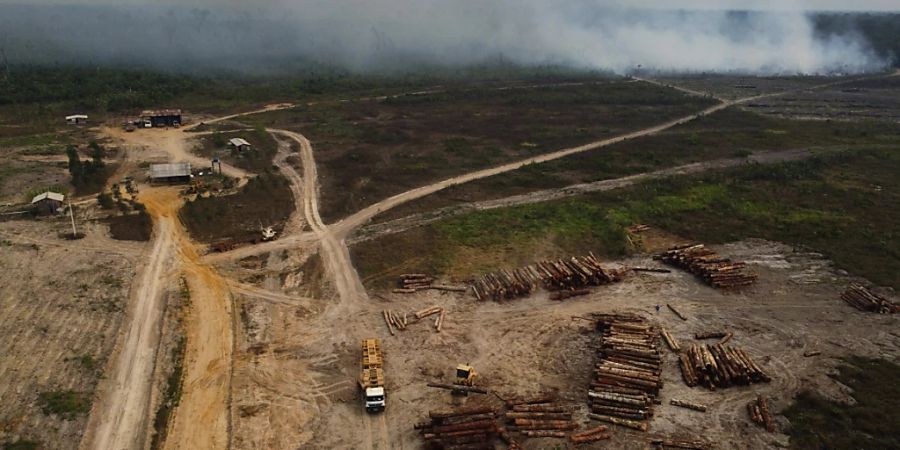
(416, 406), (501, 450)
(656, 244), (757, 288)
(678, 343), (771, 390)
(471, 253), (625, 302)
(589, 313), (662, 432)
(841, 284), (899, 314)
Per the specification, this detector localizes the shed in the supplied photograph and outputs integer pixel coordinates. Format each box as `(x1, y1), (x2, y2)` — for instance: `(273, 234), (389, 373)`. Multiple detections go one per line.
(66, 114), (88, 125)
(228, 137), (252, 152)
(149, 163), (192, 184)
(31, 192), (65, 215)
(141, 109), (183, 127)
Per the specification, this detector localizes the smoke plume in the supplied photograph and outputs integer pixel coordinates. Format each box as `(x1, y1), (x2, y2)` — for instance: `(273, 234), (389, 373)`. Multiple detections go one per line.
(0, 1), (891, 75)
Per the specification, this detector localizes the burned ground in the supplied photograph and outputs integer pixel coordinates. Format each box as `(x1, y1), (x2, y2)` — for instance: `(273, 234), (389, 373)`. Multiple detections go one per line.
(247, 79), (716, 223)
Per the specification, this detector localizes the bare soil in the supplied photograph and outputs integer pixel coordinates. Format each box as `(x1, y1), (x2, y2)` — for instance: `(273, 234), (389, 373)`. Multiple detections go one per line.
(0, 218), (143, 448)
(224, 234), (900, 449)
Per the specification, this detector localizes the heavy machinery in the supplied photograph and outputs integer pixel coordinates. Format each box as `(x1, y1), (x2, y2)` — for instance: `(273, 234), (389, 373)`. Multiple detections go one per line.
(453, 364), (477, 396)
(359, 338), (386, 413)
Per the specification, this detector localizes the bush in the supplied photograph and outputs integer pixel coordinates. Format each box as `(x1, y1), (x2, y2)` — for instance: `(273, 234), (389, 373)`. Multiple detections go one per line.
(37, 390), (91, 419)
(97, 192), (114, 209)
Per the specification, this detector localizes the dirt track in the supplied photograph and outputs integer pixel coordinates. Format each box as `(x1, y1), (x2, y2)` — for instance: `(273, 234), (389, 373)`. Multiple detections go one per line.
(348, 146), (848, 244)
(81, 189), (180, 450)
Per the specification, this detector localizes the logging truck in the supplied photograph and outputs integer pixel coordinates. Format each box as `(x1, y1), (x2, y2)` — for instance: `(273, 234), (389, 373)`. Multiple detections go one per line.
(359, 338), (386, 413)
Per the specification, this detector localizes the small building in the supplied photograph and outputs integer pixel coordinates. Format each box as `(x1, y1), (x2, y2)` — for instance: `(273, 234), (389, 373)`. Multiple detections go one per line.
(228, 138), (252, 152)
(66, 114), (88, 125)
(141, 109), (183, 128)
(149, 163), (192, 184)
(31, 191), (65, 215)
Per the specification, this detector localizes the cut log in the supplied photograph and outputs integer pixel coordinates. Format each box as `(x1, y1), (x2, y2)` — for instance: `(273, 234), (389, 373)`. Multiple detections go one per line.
(427, 383), (488, 395)
(667, 303), (688, 321)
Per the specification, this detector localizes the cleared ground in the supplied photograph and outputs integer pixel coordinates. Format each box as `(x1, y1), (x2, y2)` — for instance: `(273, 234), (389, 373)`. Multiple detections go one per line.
(0, 219), (143, 448)
(223, 234), (900, 449)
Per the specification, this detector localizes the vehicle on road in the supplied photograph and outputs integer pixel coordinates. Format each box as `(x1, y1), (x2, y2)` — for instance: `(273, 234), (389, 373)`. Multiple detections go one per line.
(359, 338), (386, 413)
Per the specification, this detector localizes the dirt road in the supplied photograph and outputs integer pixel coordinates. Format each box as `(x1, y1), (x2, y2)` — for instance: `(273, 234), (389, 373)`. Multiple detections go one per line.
(348, 146), (847, 244)
(163, 214), (233, 450)
(81, 189), (180, 450)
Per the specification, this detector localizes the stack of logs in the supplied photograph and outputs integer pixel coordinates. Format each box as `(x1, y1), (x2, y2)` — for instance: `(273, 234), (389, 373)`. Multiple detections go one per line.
(747, 395), (775, 432)
(589, 314), (662, 432)
(503, 398), (577, 439)
(471, 253), (625, 302)
(382, 306), (445, 335)
(678, 344), (771, 390)
(841, 284), (899, 314)
(394, 274), (468, 294)
(416, 407), (500, 450)
(656, 244), (757, 289)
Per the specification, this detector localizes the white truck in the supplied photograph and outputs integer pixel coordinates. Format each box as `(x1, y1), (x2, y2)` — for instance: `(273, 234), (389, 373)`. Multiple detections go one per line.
(359, 338), (386, 413)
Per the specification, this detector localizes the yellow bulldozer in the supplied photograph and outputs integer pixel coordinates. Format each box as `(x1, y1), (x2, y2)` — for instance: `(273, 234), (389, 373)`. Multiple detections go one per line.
(453, 364), (477, 396)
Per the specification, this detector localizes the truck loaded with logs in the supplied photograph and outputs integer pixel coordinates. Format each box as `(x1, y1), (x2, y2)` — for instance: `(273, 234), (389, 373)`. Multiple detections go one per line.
(359, 338), (386, 413)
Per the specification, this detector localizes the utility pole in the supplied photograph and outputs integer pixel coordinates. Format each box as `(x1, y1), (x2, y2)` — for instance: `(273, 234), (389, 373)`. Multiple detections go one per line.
(68, 200), (78, 239)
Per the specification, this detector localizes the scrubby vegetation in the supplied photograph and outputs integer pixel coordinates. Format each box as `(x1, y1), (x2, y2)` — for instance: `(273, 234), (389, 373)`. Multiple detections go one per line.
(106, 211), (153, 241)
(196, 128), (279, 173)
(37, 390), (91, 419)
(784, 357), (900, 449)
(376, 108), (900, 222)
(181, 171), (293, 243)
(248, 79), (716, 222)
(353, 149), (900, 289)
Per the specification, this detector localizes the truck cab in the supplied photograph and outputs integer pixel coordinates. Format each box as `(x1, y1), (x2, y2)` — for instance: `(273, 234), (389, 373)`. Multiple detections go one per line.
(364, 387), (385, 412)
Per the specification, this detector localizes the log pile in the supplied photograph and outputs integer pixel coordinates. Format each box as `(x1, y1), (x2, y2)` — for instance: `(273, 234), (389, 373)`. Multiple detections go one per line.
(503, 397), (577, 438)
(656, 244), (757, 289)
(841, 284), (899, 314)
(394, 274), (468, 294)
(588, 314), (662, 432)
(417, 407), (500, 450)
(472, 253), (625, 302)
(747, 395), (776, 432)
(382, 306), (445, 335)
(678, 344), (771, 390)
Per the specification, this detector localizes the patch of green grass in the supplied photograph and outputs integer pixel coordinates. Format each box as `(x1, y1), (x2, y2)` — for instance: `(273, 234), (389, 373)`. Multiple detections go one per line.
(2, 441), (40, 450)
(37, 390), (91, 419)
(784, 357), (900, 449)
(353, 148), (900, 289)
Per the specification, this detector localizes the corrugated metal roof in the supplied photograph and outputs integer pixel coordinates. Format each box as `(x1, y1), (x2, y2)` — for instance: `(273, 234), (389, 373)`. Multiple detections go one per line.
(31, 192), (65, 204)
(141, 109), (182, 117)
(229, 138), (251, 147)
(150, 163), (192, 179)
(66, 114), (88, 120)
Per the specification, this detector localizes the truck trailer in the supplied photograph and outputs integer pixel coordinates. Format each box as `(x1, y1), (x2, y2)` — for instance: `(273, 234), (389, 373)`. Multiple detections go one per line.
(359, 338), (386, 413)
